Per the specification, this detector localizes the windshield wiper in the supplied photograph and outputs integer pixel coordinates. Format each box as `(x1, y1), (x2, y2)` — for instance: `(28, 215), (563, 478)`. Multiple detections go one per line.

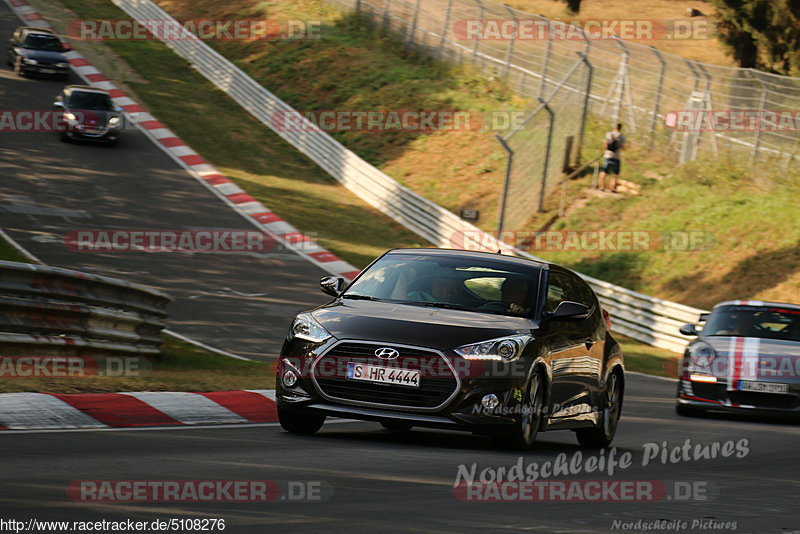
(417, 301), (474, 311)
(341, 294), (381, 301)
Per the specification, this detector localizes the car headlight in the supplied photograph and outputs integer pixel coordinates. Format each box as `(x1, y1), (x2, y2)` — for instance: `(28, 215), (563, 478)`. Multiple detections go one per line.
(689, 342), (715, 367)
(455, 335), (532, 362)
(57, 62), (70, 68)
(22, 58), (38, 64)
(288, 313), (332, 343)
(64, 112), (77, 121)
(108, 116), (121, 128)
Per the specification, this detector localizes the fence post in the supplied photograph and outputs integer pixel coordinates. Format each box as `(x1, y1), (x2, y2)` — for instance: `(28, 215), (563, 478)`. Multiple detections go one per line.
(574, 51), (593, 167)
(538, 98), (555, 213)
(502, 5), (517, 79)
(649, 46), (666, 147)
(408, 0), (422, 46)
(382, 0), (391, 32)
(539, 16), (552, 98)
(752, 86), (767, 165)
(696, 61), (718, 156)
(495, 135), (514, 236)
(438, 0), (453, 59)
(472, 0), (484, 65)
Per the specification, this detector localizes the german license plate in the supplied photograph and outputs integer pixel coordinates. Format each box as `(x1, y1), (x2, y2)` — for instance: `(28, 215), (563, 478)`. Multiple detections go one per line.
(739, 381), (789, 394)
(346, 362), (419, 388)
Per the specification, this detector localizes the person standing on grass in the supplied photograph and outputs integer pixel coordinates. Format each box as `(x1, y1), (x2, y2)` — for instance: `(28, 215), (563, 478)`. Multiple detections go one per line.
(599, 123), (625, 192)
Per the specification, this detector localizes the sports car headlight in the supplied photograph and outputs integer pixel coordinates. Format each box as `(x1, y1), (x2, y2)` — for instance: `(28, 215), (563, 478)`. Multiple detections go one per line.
(108, 116), (121, 128)
(22, 58), (38, 64)
(455, 335), (532, 363)
(288, 313), (331, 343)
(689, 342), (715, 367)
(57, 62), (70, 68)
(64, 112), (78, 122)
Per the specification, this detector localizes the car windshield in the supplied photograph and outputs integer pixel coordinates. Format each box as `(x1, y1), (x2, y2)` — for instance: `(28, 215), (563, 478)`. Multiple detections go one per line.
(68, 92), (114, 111)
(343, 253), (541, 317)
(22, 34), (63, 51)
(702, 305), (800, 342)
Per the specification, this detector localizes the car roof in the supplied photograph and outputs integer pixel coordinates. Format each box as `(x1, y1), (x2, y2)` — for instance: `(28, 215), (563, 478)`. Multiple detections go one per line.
(712, 300), (800, 311)
(20, 27), (59, 37)
(64, 85), (110, 95)
(385, 248), (549, 270)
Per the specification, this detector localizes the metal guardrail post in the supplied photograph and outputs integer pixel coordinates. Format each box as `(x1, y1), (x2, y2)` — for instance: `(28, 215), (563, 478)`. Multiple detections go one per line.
(495, 134), (514, 236)
(538, 98), (555, 213)
(649, 46), (666, 147)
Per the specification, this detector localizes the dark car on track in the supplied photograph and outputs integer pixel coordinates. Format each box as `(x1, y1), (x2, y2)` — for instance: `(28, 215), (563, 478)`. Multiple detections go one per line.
(6, 26), (70, 79)
(276, 248), (624, 449)
(676, 300), (800, 416)
(53, 85), (124, 144)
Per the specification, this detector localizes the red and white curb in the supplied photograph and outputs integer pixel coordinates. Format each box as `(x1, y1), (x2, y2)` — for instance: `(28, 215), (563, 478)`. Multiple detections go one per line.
(0, 390), (277, 430)
(3, 0), (360, 282)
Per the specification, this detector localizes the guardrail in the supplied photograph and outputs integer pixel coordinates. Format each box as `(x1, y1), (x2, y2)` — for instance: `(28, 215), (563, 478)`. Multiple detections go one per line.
(109, 0), (705, 353)
(0, 260), (171, 357)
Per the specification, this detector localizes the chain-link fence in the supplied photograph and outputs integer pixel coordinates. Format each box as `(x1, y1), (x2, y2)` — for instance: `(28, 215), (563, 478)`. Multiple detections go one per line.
(330, 0), (800, 168)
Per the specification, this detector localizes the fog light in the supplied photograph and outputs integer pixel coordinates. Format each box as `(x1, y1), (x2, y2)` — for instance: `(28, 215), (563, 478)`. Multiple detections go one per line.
(283, 370), (298, 388)
(481, 393), (500, 410)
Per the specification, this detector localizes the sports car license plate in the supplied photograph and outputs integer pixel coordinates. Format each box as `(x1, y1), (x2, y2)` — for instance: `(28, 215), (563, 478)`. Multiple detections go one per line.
(739, 381), (789, 394)
(346, 362), (419, 388)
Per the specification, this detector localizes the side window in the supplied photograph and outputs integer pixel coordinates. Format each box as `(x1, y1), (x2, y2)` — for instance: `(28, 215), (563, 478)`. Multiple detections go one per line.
(570, 275), (598, 311)
(545, 272), (570, 313)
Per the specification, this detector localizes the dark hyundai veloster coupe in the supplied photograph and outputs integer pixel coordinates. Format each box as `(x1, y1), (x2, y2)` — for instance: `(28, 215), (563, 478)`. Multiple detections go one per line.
(276, 248), (624, 449)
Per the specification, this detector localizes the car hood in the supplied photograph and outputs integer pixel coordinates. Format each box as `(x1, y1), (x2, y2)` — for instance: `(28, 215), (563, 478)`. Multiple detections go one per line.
(67, 109), (115, 128)
(698, 336), (800, 380)
(312, 299), (537, 351)
(20, 48), (67, 62)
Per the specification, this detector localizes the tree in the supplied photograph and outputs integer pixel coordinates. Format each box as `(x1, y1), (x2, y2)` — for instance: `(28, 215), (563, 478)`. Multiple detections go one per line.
(711, 0), (800, 74)
(560, 0), (581, 14)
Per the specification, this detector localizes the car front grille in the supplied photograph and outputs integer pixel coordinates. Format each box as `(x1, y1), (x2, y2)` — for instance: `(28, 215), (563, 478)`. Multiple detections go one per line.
(312, 341), (459, 410)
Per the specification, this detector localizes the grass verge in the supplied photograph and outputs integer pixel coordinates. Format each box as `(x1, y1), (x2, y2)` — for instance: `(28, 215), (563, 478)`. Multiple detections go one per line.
(0, 336), (274, 393)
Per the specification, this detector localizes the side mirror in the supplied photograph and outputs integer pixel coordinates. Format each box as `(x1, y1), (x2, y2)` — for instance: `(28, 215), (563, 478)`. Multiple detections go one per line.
(551, 300), (589, 319)
(679, 323), (699, 336)
(320, 276), (346, 297)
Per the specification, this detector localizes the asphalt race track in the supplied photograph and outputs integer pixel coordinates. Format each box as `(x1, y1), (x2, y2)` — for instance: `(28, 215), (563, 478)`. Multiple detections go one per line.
(0, 4), (337, 360)
(1, 375), (798, 533)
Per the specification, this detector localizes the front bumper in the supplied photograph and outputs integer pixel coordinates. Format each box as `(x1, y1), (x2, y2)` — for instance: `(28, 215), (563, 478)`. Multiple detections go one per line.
(676, 375), (800, 415)
(275, 337), (535, 436)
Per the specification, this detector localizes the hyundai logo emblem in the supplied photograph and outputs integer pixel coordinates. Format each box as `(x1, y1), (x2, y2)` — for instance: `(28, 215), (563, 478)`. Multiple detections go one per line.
(375, 347), (400, 360)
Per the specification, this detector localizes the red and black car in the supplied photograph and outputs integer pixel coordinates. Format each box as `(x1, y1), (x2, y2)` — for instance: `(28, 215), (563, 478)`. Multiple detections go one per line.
(275, 248), (624, 449)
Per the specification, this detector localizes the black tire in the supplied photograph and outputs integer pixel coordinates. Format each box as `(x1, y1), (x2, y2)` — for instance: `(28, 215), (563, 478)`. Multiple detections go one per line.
(576, 371), (622, 448)
(381, 421), (413, 432)
(277, 407), (325, 435)
(675, 404), (703, 417)
(59, 132), (69, 143)
(494, 371), (545, 450)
